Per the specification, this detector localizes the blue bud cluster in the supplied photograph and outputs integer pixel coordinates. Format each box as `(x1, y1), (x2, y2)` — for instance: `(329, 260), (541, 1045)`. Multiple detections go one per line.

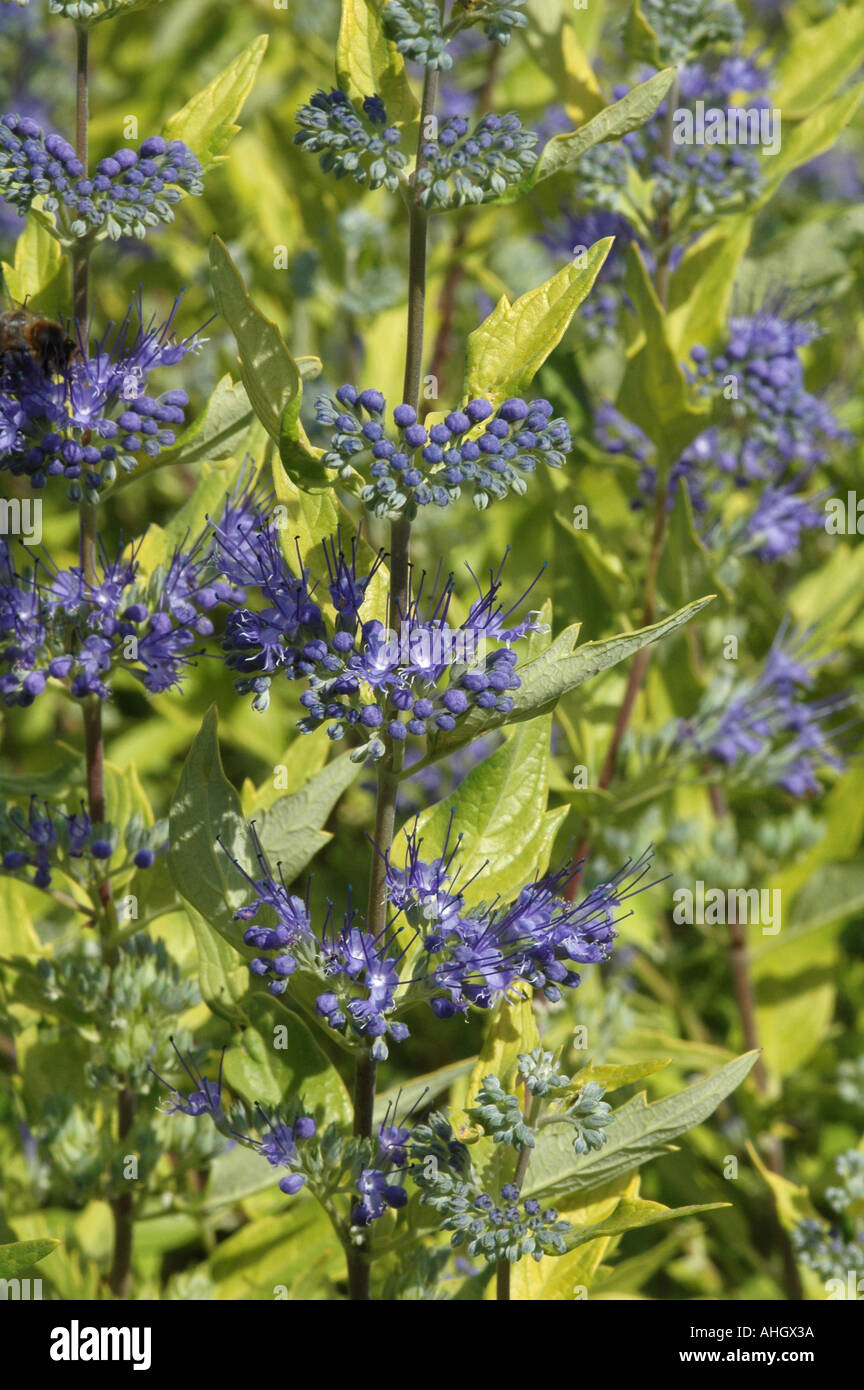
(0, 795), (164, 890)
(636, 0), (744, 64)
(468, 1075), (535, 1149)
(793, 1150), (864, 1282)
(294, 90), (407, 191)
(415, 112), (537, 209)
(422, 1175), (572, 1263)
(688, 311), (843, 466)
(383, 1), (452, 69)
(316, 386), (570, 515)
(0, 118), (202, 240)
(466, 0), (529, 46)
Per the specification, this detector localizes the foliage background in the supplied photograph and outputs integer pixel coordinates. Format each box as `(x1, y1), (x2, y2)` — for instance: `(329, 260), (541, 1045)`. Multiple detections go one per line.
(0, 0), (862, 1301)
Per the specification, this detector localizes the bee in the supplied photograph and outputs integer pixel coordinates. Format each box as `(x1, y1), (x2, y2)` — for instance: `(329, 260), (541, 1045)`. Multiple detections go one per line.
(0, 303), (77, 377)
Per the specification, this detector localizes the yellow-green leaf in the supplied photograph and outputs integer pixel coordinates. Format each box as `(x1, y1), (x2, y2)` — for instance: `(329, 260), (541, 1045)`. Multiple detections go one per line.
(163, 36), (268, 171)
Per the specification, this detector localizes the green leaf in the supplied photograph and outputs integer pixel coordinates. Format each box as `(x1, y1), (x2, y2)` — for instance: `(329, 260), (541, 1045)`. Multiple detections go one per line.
(135, 459), (245, 582)
(428, 595), (714, 756)
(530, 68), (675, 188)
(0, 1239), (60, 1279)
(657, 478), (729, 609)
(415, 633), (566, 905)
(278, 388), (331, 494)
(163, 36), (269, 171)
(755, 87), (864, 207)
(667, 215), (752, 356)
(622, 0), (661, 65)
(463, 241), (612, 404)
(186, 903), (251, 1025)
(208, 1202), (341, 1300)
(169, 705), (254, 939)
(774, 8), (864, 116)
(523, 1050), (759, 1200)
(617, 244), (708, 462)
(562, 1196), (728, 1252)
(747, 1141), (820, 1232)
(224, 995), (352, 1126)
(210, 236), (303, 446)
(463, 998), (539, 1113)
(170, 708), (360, 943)
(1, 209), (66, 315)
(256, 751), (361, 880)
(336, 0), (418, 127)
(574, 1059), (671, 1092)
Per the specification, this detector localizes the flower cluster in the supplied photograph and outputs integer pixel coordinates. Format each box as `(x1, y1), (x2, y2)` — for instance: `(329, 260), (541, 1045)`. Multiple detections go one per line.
(792, 1150), (864, 1282)
(624, 58), (766, 224)
(0, 795), (164, 890)
(212, 509), (542, 756)
(465, 0), (528, 47)
(241, 1109), (318, 1197)
(0, 117), (202, 241)
(392, 832), (659, 1017)
(421, 1175), (571, 1264)
(0, 520), (235, 705)
(596, 305), (842, 563)
(316, 386), (570, 515)
(636, 0), (744, 64)
(0, 295), (204, 496)
(382, 0), (452, 69)
(688, 311), (843, 469)
(222, 819), (659, 1050)
(468, 1076), (535, 1149)
(409, 1107), (570, 1265)
(516, 1050), (613, 1152)
(415, 112), (537, 210)
(294, 90), (407, 192)
(677, 626), (850, 796)
(382, 0), (527, 69)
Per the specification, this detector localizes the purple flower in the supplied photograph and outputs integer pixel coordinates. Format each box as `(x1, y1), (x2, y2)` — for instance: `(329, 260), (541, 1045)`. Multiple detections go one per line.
(0, 115), (202, 241)
(0, 293), (205, 497)
(317, 388), (570, 515)
(679, 625), (851, 795)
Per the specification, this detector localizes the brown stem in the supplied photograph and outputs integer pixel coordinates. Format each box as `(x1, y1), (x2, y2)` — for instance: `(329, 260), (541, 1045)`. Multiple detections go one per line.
(346, 60), (440, 1305)
(564, 481), (668, 899)
(108, 1087), (135, 1298)
(424, 46), (499, 404)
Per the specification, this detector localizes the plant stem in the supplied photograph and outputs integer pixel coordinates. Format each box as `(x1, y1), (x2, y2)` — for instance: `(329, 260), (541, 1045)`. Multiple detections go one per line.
(495, 1092), (542, 1301)
(71, 22), (136, 1299)
(347, 62), (441, 1305)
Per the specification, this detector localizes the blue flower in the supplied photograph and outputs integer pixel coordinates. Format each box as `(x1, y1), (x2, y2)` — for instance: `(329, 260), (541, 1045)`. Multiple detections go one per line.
(0, 794), (163, 890)
(238, 1107), (317, 1197)
(0, 503), (242, 704)
(212, 512), (543, 756)
(294, 89), (407, 192)
(151, 1040), (225, 1120)
(0, 293), (205, 497)
(352, 1167), (409, 1226)
(0, 117), (202, 241)
(678, 625), (851, 795)
(414, 111), (537, 210)
(317, 388), (570, 514)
